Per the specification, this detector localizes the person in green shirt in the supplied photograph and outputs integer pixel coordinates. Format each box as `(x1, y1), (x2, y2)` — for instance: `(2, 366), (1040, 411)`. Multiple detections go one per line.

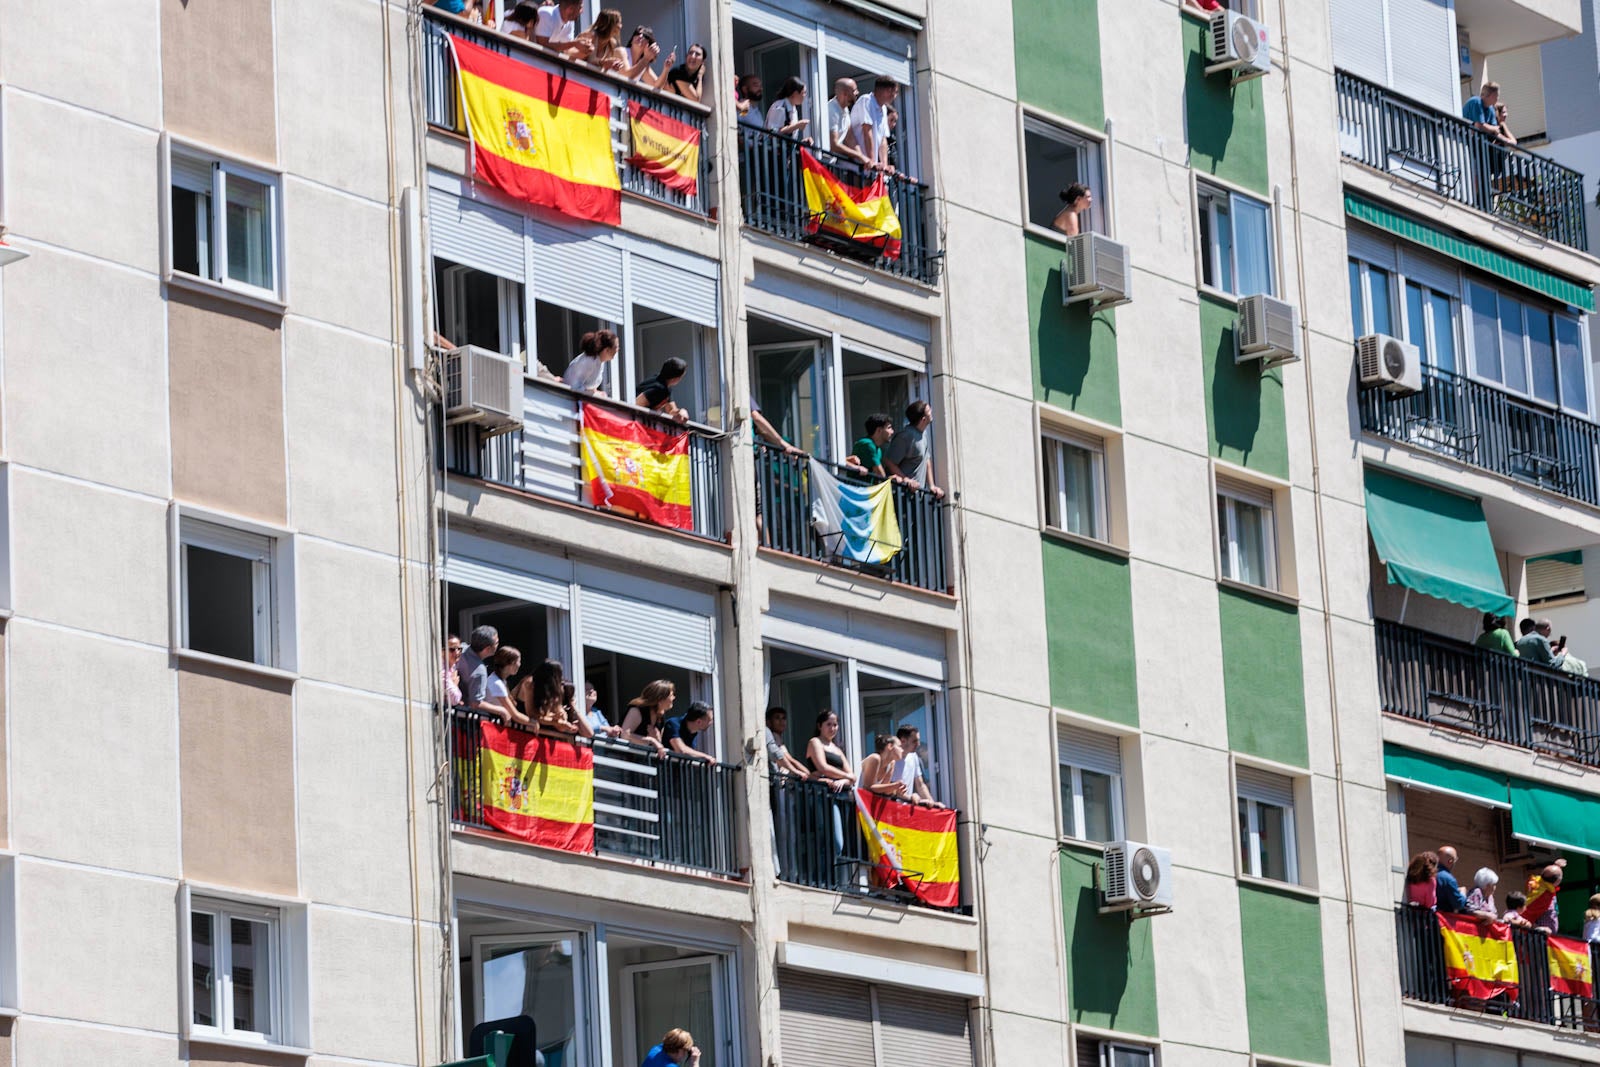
(848, 412), (894, 477)
(1473, 612), (1518, 656)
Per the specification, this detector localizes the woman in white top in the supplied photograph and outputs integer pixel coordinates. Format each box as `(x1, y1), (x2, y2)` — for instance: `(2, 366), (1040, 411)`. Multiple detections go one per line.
(765, 77), (812, 144)
(485, 646), (531, 725)
(561, 329), (618, 394)
(1584, 894), (1600, 942)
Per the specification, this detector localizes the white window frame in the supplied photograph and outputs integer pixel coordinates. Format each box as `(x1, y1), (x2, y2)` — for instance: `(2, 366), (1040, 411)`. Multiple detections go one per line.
(1196, 179), (1276, 298)
(1464, 281), (1593, 416)
(164, 137), (286, 305)
(171, 506), (299, 676)
(189, 898), (283, 1044)
(1074, 1027), (1161, 1067)
(1235, 767), (1300, 885)
(1018, 110), (1107, 238)
(1400, 277), (1463, 375)
(1041, 428), (1109, 543)
(1347, 257), (1399, 339)
(181, 884), (310, 1052)
(1035, 406), (1128, 552)
(1215, 477), (1278, 592)
(1056, 723), (1126, 845)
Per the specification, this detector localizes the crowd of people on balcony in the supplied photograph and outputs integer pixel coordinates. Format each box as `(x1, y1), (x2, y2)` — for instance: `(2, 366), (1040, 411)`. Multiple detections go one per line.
(1403, 844), (1594, 940)
(763, 706), (944, 808)
(831, 401), (946, 497)
(736, 72), (907, 177)
(1474, 613), (1590, 677)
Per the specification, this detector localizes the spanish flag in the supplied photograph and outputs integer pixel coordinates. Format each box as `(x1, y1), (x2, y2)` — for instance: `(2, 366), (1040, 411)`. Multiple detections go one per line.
(581, 402), (693, 530)
(799, 149), (902, 260)
(1548, 934), (1593, 998)
(855, 790), (960, 909)
(450, 34), (621, 225)
(1437, 912), (1520, 1001)
(1523, 873), (1559, 926)
(479, 722), (595, 853)
(626, 102), (700, 196)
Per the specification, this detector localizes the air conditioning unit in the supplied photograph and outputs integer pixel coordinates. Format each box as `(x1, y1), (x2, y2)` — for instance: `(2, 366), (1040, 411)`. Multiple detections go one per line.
(1206, 9), (1272, 82)
(1061, 232), (1132, 309)
(1102, 840), (1174, 913)
(1357, 332), (1422, 394)
(445, 345), (522, 437)
(1236, 293), (1301, 369)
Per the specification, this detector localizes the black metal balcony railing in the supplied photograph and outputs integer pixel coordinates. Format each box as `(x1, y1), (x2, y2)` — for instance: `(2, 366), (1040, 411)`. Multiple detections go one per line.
(1360, 365), (1600, 507)
(737, 126), (940, 285)
(1395, 905), (1600, 1031)
(445, 376), (727, 542)
(1336, 70), (1588, 252)
(769, 774), (963, 911)
(448, 708), (743, 879)
(1375, 618), (1600, 767)
(422, 11), (711, 216)
(755, 441), (950, 593)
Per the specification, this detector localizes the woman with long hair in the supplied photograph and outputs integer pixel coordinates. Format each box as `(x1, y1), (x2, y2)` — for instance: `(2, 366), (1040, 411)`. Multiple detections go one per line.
(765, 76), (812, 143)
(485, 646), (530, 725)
(625, 26), (673, 88)
(1403, 851), (1439, 908)
(620, 679), (674, 754)
(806, 709), (854, 793)
(667, 43), (706, 103)
(857, 734), (909, 798)
(560, 329), (618, 394)
(581, 9), (627, 73)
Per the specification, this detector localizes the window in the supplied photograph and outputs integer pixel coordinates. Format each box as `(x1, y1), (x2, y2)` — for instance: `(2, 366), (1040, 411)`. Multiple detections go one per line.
(177, 514), (291, 670)
(1042, 430), (1108, 541)
(1236, 766), (1298, 883)
(437, 260), (524, 358)
(1467, 282), (1590, 415)
(169, 146), (281, 300)
(1022, 115), (1105, 235)
(1215, 478), (1277, 591)
(1198, 182), (1274, 297)
(1348, 258), (1395, 340)
(1075, 1033), (1156, 1067)
(1057, 723), (1125, 843)
(190, 898), (281, 1043)
(1404, 279), (1460, 374)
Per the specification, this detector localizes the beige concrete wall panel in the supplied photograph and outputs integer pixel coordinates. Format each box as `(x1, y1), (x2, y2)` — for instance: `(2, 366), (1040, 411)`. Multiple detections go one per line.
(0, 631), (9, 848)
(940, 206), (1032, 397)
(1, 8), (160, 127)
(1149, 867), (1250, 1053)
(1123, 438), (1216, 579)
(1289, 213), (1360, 351)
(3, 253), (169, 498)
(1316, 897), (1360, 1067)
(924, 0), (1013, 99)
(178, 664), (297, 895)
(16, 862), (178, 1029)
(1097, 2), (1191, 153)
(296, 540), (405, 697)
(758, 554), (962, 632)
(1283, 0), (1338, 75)
(1351, 901), (1408, 1066)
(929, 77), (1022, 219)
(1326, 618), (1386, 791)
(9, 624), (178, 874)
(784, 922), (971, 973)
(1310, 492), (1371, 624)
(308, 908), (418, 1064)
(967, 691), (1058, 840)
(617, 199), (721, 261)
(1114, 271), (1209, 455)
(9, 473), (170, 646)
(1304, 336), (1365, 509)
(284, 320), (397, 553)
(1105, 151), (1199, 294)
(296, 684), (413, 916)
(955, 512), (1049, 702)
(4, 94), (160, 272)
(1266, 75), (1345, 232)
(975, 827), (1068, 1021)
(1297, 608), (1337, 781)
(191, 1045), (316, 1067)
(275, 0), (388, 200)
(1322, 776), (1394, 909)
(766, 885), (979, 953)
(160, 0), (277, 161)
(985, 1008), (1065, 1067)
(1140, 736), (1236, 876)
(952, 386), (1045, 524)
(168, 289), (288, 524)
(282, 180), (393, 341)
(1129, 564), (1227, 747)
(14, 1018), (176, 1067)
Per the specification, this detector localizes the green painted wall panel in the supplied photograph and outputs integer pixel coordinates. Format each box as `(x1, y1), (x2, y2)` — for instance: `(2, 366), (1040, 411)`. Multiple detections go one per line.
(1239, 884), (1331, 1064)
(1199, 292), (1289, 479)
(1182, 13), (1269, 194)
(1218, 586), (1308, 767)
(1043, 537), (1138, 726)
(1029, 234), (1121, 423)
(1061, 846), (1159, 1035)
(1013, 0), (1104, 125)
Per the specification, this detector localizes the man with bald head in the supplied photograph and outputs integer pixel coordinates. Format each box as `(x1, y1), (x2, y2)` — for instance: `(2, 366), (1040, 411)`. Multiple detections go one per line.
(1435, 845), (1470, 913)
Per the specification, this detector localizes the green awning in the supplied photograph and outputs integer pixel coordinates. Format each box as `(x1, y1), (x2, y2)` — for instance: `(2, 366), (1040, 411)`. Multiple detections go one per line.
(1509, 778), (1600, 858)
(1345, 192), (1596, 313)
(1364, 468), (1515, 616)
(1531, 550), (1583, 565)
(1383, 744), (1509, 808)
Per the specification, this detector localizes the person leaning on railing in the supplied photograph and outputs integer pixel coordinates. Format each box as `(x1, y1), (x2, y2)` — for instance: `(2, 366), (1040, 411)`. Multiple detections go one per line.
(662, 701), (717, 763)
(765, 77), (813, 146)
(1464, 81), (1518, 148)
(858, 735), (912, 799)
(429, 0), (482, 21)
(850, 75), (900, 175)
(884, 400), (944, 499)
(764, 707), (811, 779)
(1473, 612), (1519, 656)
(827, 79), (872, 167)
(665, 43), (706, 103)
(533, 0), (593, 61)
(620, 680), (675, 755)
(635, 356), (691, 423)
(486, 646), (533, 726)
(626, 26), (673, 90)
(1403, 851), (1439, 908)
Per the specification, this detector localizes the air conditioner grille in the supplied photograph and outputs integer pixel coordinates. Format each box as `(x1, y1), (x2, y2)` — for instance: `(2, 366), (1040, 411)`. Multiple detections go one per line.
(1103, 843), (1129, 900)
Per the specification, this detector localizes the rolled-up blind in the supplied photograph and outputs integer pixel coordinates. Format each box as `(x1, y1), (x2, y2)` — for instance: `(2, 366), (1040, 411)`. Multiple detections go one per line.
(529, 219), (625, 322)
(579, 587), (715, 674)
(778, 970), (875, 1067)
(875, 986), (973, 1067)
(1057, 724), (1123, 778)
(1236, 765), (1296, 807)
(428, 187), (525, 281)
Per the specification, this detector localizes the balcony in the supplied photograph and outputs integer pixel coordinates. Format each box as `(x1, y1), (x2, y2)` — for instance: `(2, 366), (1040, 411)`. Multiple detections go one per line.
(1376, 618), (1600, 766)
(448, 709), (743, 879)
(1395, 905), (1600, 1031)
(755, 441), (950, 593)
(446, 376), (727, 542)
(421, 11), (711, 216)
(737, 126), (941, 285)
(1335, 70), (1588, 253)
(1359, 365), (1600, 508)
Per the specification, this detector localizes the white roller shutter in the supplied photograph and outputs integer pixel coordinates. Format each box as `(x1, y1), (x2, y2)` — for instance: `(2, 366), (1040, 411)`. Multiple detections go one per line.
(444, 553), (570, 609)
(825, 30), (914, 88)
(529, 219), (625, 322)
(1346, 225), (1396, 269)
(1527, 555), (1584, 603)
(628, 253), (719, 327)
(731, 0), (818, 45)
(170, 152), (215, 194)
(1330, 0), (1389, 86)
(778, 971), (875, 1067)
(579, 587), (715, 674)
(1057, 724), (1123, 777)
(181, 517), (272, 561)
(1387, 0), (1458, 112)
(428, 187), (526, 281)
(1482, 45), (1547, 139)
(1400, 247), (1462, 297)
(1236, 765), (1296, 807)
(876, 987), (973, 1067)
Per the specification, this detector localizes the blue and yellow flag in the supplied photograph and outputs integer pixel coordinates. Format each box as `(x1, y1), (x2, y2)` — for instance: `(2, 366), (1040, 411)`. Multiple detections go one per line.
(808, 459), (902, 564)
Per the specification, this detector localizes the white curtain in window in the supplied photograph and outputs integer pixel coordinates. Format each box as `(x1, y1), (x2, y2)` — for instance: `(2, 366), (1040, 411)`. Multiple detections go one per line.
(1232, 196), (1274, 298)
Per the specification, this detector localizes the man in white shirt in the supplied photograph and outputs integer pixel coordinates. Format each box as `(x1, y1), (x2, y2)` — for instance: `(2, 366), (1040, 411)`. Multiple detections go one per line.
(827, 78), (870, 165)
(891, 726), (944, 807)
(849, 76), (899, 173)
(534, 0), (591, 59)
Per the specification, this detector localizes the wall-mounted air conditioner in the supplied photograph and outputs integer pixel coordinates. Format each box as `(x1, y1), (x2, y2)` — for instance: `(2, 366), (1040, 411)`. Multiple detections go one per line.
(445, 345), (522, 437)
(1206, 9), (1272, 82)
(1061, 232), (1132, 309)
(1357, 333), (1422, 394)
(1101, 840), (1174, 914)
(1236, 293), (1300, 369)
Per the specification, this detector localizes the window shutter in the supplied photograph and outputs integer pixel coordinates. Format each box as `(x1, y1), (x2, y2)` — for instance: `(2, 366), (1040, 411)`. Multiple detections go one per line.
(1330, 0), (1389, 87)
(443, 552), (571, 609)
(428, 187), (525, 281)
(1236, 765), (1296, 807)
(875, 986), (973, 1067)
(170, 152), (215, 194)
(1482, 45), (1547, 139)
(1386, 0), (1459, 113)
(1346, 226), (1396, 270)
(579, 587), (715, 674)
(627, 252), (719, 328)
(181, 517), (271, 562)
(1057, 724), (1123, 778)
(528, 219), (625, 322)
(778, 970), (875, 1067)
(1399, 247), (1462, 297)
(1527, 554), (1584, 603)
(824, 30), (914, 89)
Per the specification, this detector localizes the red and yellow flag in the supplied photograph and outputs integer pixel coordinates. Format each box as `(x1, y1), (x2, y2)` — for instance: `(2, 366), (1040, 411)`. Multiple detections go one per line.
(799, 149), (902, 260)
(855, 790), (959, 909)
(1548, 934), (1593, 998)
(1524, 874), (1559, 926)
(626, 102), (700, 196)
(479, 722), (595, 853)
(450, 34), (621, 225)
(1437, 912), (1520, 1001)
(581, 402), (693, 529)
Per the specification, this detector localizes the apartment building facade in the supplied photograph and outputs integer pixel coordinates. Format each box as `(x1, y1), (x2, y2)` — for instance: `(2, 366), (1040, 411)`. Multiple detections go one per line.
(0, 1), (1599, 1066)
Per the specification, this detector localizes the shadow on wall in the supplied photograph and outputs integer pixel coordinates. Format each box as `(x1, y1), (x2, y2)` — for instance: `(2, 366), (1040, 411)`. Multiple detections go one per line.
(1037, 261), (1117, 407)
(1069, 880), (1135, 1023)
(1210, 313), (1268, 463)
(1183, 24), (1238, 175)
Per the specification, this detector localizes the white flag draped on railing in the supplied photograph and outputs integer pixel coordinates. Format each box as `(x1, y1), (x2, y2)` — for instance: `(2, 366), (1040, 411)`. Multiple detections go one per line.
(808, 459), (903, 565)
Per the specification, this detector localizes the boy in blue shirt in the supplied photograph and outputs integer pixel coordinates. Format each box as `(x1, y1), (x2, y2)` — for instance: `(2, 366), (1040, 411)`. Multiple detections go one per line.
(641, 1028), (700, 1066)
